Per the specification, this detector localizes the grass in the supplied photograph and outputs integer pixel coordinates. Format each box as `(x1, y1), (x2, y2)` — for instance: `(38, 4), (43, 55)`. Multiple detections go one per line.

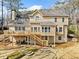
(7, 47), (39, 59)
(7, 50), (25, 59)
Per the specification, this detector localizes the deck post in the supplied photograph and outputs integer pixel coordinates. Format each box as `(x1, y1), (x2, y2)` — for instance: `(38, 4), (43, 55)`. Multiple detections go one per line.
(53, 27), (56, 47)
(27, 36), (29, 45)
(53, 36), (55, 47)
(12, 36), (13, 46)
(34, 40), (36, 45)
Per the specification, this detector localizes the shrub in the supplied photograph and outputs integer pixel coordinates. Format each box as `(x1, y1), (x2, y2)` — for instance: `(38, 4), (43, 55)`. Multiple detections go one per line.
(68, 25), (76, 34)
(27, 48), (38, 52)
(68, 29), (75, 34)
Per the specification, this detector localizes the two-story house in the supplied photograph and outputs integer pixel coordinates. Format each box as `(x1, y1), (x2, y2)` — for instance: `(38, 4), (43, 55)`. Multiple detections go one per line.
(4, 9), (69, 46)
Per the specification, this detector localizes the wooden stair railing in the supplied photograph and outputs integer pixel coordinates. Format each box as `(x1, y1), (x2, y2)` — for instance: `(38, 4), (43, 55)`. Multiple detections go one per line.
(30, 34), (43, 46)
(0, 35), (12, 46)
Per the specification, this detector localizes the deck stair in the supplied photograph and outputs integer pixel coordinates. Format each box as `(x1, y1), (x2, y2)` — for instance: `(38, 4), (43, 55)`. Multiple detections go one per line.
(30, 34), (43, 46)
(0, 34), (12, 46)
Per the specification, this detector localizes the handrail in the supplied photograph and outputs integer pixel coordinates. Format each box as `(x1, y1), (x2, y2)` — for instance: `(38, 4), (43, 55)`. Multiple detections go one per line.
(29, 32), (43, 46)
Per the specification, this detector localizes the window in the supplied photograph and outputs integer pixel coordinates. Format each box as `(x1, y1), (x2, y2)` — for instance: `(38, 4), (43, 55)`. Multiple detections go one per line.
(31, 27), (40, 32)
(56, 27), (58, 32)
(42, 27), (44, 32)
(19, 27), (21, 30)
(15, 27), (18, 31)
(45, 36), (48, 40)
(58, 36), (62, 40)
(48, 27), (50, 32)
(62, 18), (64, 22)
(36, 16), (40, 20)
(42, 26), (50, 32)
(31, 27), (33, 32)
(45, 27), (47, 32)
(15, 26), (25, 31)
(38, 27), (40, 32)
(55, 18), (57, 22)
(22, 27), (25, 31)
(34, 27), (37, 32)
(59, 27), (62, 32)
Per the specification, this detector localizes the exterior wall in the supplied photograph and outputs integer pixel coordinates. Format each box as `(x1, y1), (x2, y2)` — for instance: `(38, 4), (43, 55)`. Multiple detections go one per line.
(9, 27), (15, 31)
(7, 11), (69, 45)
(25, 27), (30, 32)
(48, 36), (54, 44)
(43, 16), (68, 25)
(55, 35), (65, 43)
(55, 25), (68, 43)
(54, 17), (68, 25)
(64, 26), (68, 42)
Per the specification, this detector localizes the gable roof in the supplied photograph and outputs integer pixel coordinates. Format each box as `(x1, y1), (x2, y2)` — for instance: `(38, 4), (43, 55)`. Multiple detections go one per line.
(30, 9), (69, 17)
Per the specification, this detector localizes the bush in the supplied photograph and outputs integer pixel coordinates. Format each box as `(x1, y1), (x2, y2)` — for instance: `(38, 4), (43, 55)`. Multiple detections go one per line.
(68, 29), (75, 34)
(7, 51), (25, 59)
(68, 25), (77, 34)
(27, 48), (38, 52)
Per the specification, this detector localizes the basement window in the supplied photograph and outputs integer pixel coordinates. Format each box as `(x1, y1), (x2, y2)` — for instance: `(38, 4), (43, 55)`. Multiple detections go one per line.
(58, 36), (62, 40)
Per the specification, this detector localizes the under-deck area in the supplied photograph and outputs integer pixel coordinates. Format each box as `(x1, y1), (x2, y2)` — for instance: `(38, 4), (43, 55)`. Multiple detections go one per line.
(12, 35), (56, 46)
(15, 36), (36, 45)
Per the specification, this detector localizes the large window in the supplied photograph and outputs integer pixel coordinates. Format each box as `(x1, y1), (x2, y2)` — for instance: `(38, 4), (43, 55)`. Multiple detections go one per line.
(15, 26), (25, 31)
(42, 26), (50, 32)
(34, 27), (37, 32)
(38, 27), (40, 32)
(31, 27), (40, 32)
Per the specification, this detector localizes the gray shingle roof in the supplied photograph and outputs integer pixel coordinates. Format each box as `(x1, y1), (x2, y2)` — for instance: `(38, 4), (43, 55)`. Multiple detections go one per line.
(39, 9), (69, 17)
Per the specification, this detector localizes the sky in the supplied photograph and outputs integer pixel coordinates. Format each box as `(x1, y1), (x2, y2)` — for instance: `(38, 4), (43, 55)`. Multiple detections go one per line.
(21, 0), (58, 10)
(0, 0), (59, 17)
